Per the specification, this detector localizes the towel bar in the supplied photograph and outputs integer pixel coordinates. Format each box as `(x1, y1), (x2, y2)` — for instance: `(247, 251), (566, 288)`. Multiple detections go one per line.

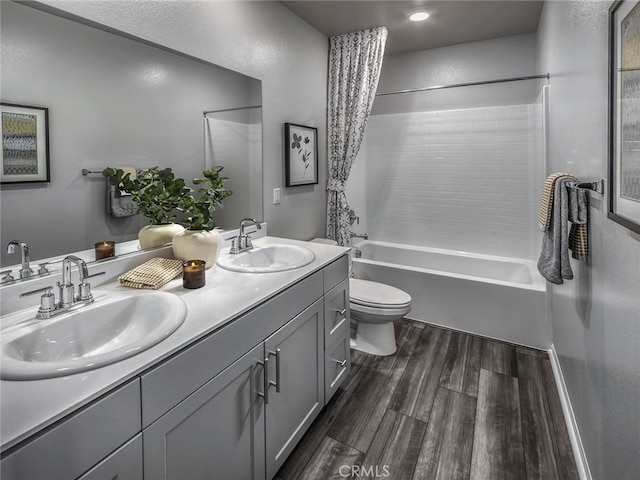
(575, 179), (604, 195)
(81, 169), (103, 176)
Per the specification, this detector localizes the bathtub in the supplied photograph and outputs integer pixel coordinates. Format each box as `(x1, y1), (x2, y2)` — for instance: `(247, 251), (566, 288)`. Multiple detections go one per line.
(351, 240), (549, 349)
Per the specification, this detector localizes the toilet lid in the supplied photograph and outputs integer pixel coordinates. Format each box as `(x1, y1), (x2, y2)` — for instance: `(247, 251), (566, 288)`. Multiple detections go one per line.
(349, 278), (411, 308)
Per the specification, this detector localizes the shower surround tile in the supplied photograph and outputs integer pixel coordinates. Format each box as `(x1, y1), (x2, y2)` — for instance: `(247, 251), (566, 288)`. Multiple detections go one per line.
(347, 103), (544, 260)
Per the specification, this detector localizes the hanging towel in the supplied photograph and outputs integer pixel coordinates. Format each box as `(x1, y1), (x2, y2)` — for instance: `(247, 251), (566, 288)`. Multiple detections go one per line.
(567, 184), (589, 260)
(118, 258), (183, 289)
(106, 167), (139, 218)
(537, 175), (589, 284)
(538, 172), (579, 230)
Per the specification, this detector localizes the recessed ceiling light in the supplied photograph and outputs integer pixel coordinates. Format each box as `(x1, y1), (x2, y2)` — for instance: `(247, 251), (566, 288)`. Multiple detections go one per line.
(409, 11), (430, 22)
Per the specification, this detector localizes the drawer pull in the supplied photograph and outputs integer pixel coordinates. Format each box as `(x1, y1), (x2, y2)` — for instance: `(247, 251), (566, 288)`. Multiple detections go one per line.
(333, 308), (346, 316)
(334, 359), (347, 368)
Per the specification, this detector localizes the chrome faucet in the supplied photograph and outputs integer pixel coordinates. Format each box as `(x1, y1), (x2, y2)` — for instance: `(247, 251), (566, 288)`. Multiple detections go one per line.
(6, 240), (33, 279)
(230, 218), (262, 254)
(350, 232), (368, 240)
(58, 255), (91, 307)
(20, 255), (104, 319)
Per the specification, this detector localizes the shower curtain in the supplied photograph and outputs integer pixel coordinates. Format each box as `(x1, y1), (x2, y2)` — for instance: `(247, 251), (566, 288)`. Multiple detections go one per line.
(326, 26), (387, 246)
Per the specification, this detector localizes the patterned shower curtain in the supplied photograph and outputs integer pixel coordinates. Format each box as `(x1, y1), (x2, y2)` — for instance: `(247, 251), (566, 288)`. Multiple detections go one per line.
(326, 26), (387, 246)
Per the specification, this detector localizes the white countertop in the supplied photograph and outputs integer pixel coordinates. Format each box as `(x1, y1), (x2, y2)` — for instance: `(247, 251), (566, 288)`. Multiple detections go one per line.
(0, 236), (349, 452)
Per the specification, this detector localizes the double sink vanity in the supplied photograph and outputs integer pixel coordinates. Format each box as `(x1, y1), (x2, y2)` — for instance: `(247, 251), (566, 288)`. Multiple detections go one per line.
(0, 234), (351, 480)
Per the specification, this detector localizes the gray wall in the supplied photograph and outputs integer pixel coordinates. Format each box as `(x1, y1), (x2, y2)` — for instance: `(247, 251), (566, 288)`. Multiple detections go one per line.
(1, 1), (259, 264)
(31, 0), (329, 243)
(373, 33), (540, 115)
(538, 1), (640, 478)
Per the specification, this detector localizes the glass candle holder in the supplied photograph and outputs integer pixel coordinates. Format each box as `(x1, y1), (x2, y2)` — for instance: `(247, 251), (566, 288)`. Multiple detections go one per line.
(94, 241), (116, 260)
(183, 260), (206, 289)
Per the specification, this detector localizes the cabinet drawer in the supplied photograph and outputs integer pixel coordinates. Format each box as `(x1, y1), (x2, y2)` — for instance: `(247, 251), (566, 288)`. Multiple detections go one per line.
(324, 278), (350, 346)
(323, 255), (348, 293)
(324, 335), (351, 403)
(78, 434), (143, 480)
(0, 379), (141, 480)
(141, 270), (323, 427)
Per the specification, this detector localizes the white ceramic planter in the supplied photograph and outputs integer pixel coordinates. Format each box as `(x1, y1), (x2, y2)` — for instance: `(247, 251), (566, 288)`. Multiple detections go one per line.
(138, 223), (185, 249)
(172, 229), (223, 269)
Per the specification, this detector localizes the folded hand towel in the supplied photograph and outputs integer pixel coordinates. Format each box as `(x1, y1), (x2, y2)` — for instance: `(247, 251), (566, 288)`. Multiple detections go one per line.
(119, 258), (182, 289)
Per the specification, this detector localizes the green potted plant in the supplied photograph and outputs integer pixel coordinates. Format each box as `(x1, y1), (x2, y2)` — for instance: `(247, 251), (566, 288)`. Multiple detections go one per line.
(103, 166), (189, 248)
(172, 166), (233, 268)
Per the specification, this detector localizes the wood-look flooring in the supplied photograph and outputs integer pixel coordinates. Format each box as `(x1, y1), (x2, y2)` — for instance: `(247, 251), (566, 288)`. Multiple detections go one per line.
(276, 319), (579, 480)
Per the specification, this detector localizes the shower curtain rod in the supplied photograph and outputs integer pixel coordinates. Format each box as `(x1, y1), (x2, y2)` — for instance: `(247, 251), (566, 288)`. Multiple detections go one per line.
(375, 73), (550, 97)
(203, 105), (261, 116)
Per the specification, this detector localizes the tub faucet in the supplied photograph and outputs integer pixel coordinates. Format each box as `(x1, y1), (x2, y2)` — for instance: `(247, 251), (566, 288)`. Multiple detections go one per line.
(350, 232), (368, 240)
(230, 218), (262, 254)
(6, 240), (33, 279)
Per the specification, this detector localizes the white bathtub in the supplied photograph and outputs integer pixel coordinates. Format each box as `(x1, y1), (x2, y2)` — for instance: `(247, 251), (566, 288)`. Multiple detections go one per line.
(351, 240), (549, 349)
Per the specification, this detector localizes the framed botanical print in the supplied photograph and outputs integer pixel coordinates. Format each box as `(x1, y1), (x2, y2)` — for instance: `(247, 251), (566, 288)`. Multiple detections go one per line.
(1, 103), (50, 184)
(284, 123), (318, 187)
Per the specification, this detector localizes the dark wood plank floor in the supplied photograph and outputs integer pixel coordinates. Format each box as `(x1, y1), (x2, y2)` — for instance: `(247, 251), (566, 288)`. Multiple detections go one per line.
(276, 319), (579, 480)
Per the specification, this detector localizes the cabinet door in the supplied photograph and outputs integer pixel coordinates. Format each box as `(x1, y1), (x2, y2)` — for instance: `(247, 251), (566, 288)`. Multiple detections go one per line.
(78, 435), (142, 480)
(264, 299), (324, 479)
(143, 343), (266, 480)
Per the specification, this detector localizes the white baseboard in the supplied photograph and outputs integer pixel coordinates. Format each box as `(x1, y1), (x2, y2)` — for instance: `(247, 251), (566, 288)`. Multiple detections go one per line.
(547, 344), (592, 480)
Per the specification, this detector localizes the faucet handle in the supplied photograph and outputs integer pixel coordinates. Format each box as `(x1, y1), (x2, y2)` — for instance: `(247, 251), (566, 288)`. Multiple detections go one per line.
(1, 270), (15, 283)
(20, 285), (56, 317)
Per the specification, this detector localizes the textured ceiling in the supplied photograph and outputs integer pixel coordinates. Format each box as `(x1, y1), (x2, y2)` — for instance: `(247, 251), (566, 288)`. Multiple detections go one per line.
(279, 1), (544, 55)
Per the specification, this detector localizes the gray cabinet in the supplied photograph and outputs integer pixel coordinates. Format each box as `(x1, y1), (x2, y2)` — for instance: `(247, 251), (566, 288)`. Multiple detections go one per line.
(77, 435), (143, 480)
(0, 379), (141, 480)
(143, 343), (266, 480)
(0, 253), (350, 480)
(265, 300), (324, 479)
(323, 278), (351, 403)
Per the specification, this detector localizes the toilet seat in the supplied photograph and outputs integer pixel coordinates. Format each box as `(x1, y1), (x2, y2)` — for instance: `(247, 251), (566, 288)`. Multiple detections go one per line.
(349, 278), (411, 310)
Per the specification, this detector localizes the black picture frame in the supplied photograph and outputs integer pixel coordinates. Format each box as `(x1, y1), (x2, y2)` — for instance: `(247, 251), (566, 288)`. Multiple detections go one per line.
(284, 123), (318, 187)
(1, 103), (50, 184)
(608, 0), (640, 234)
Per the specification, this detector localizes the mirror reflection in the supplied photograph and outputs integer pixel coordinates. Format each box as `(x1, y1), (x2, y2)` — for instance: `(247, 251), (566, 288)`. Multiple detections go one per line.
(0, 1), (263, 277)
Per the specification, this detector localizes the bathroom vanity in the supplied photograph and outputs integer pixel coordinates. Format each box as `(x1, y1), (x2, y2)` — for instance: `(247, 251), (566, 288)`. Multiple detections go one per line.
(0, 237), (350, 480)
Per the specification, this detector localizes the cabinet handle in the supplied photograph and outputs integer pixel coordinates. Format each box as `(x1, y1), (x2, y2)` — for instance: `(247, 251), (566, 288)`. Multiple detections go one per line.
(334, 359), (347, 368)
(333, 308), (346, 316)
(256, 357), (269, 404)
(268, 349), (281, 393)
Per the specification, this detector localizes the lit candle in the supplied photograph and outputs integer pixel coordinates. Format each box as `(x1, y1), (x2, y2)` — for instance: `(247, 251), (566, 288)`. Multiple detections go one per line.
(94, 241), (116, 260)
(183, 260), (206, 289)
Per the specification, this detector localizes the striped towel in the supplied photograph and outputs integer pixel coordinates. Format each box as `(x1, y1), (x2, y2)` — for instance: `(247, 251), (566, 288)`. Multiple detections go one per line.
(119, 258), (182, 289)
(538, 172), (579, 230)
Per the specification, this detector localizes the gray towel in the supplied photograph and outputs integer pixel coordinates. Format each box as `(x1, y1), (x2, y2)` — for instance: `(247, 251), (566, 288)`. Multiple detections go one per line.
(538, 177), (580, 284)
(106, 181), (138, 218)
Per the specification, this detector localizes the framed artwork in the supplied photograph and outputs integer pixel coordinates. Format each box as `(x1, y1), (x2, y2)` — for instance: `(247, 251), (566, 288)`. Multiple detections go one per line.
(284, 123), (318, 187)
(1, 103), (50, 184)
(608, 0), (640, 233)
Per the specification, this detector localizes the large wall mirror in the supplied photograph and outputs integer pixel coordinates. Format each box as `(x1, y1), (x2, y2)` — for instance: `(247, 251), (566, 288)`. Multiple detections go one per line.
(0, 1), (263, 273)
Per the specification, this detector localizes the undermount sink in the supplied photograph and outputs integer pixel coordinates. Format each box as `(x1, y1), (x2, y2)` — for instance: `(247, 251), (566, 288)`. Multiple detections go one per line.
(217, 244), (316, 273)
(0, 291), (187, 380)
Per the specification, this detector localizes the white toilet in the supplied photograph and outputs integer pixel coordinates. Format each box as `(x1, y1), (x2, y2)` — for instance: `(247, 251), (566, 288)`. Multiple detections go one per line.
(310, 238), (412, 356)
(349, 278), (412, 356)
